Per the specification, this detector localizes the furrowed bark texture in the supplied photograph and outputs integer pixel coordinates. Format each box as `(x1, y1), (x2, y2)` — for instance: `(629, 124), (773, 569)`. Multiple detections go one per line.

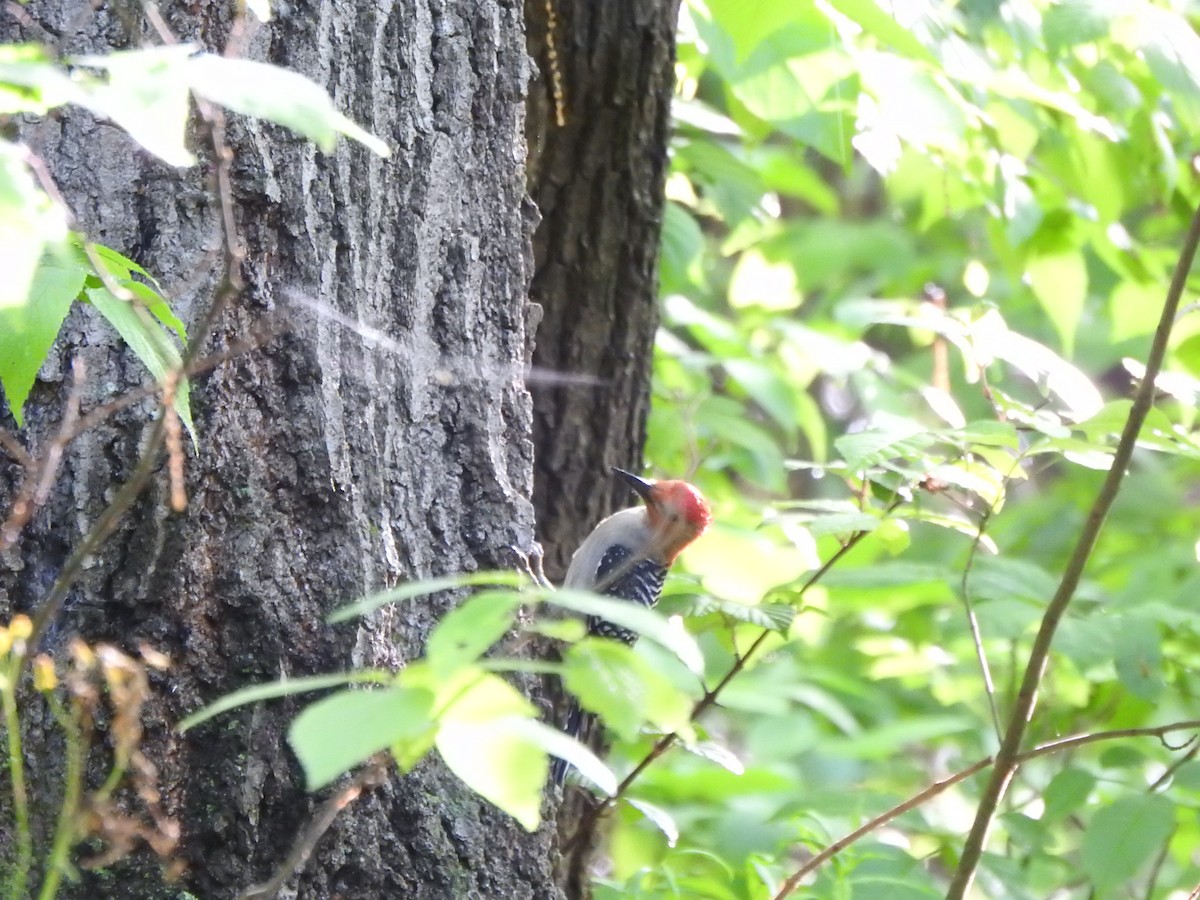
(1, 2), (559, 897)
(524, 0), (683, 581)
(523, 1), (681, 897)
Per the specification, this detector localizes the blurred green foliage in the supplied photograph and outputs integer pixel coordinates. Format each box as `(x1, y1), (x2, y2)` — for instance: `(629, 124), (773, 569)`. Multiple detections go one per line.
(610, 0), (1200, 897)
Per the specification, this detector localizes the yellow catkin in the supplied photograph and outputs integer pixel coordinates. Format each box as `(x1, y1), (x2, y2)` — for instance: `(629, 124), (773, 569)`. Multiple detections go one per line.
(9, 615), (32, 640)
(545, 0), (566, 126)
(32, 655), (57, 692)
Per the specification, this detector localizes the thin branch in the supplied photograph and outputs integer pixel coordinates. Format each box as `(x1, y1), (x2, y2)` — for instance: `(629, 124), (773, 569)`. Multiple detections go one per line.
(958, 450), (1031, 745)
(1149, 740), (1199, 792)
(0, 358), (85, 553)
(773, 719), (1200, 898)
(237, 756), (390, 899)
(774, 759), (993, 898)
(945, 200), (1200, 899)
(0, 431), (32, 468)
(958, 470), (1006, 744)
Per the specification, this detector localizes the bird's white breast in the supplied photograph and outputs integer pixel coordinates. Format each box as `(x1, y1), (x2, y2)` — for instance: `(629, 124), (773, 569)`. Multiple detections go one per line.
(563, 507), (654, 589)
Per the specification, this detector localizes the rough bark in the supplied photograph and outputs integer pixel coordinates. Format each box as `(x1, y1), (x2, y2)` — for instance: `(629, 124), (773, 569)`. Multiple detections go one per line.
(523, 1), (682, 897)
(524, 0), (683, 580)
(1, 2), (560, 898)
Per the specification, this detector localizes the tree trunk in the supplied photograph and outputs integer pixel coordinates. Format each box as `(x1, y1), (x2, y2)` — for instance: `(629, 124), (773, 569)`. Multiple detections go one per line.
(2, 2), (561, 897)
(525, 0), (683, 580)
(523, 0), (682, 896)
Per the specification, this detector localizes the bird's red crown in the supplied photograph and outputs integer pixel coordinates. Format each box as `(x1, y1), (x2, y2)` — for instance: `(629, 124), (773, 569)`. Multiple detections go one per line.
(649, 480), (712, 532)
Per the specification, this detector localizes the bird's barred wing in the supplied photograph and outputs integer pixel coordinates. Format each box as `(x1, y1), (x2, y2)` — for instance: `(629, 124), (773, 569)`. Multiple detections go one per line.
(586, 544), (668, 643)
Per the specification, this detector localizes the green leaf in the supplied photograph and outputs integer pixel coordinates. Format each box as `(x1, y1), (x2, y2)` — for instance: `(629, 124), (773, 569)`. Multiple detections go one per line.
(0, 261), (84, 425)
(1081, 794), (1175, 891)
(512, 718), (617, 793)
(288, 686), (435, 790)
(660, 202), (703, 293)
(834, 424), (936, 471)
(724, 358), (800, 432)
(1113, 617), (1164, 701)
(821, 562), (955, 588)
(825, 714), (975, 760)
(85, 240), (157, 284)
(562, 639), (692, 742)
(686, 526), (816, 606)
(0, 44), (83, 114)
(678, 595), (796, 631)
(1136, 5), (1200, 105)
(73, 45), (196, 167)
(859, 53), (968, 154)
(823, 0), (939, 65)
(800, 511), (880, 537)
(0, 141), (67, 314)
(1026, 250), (1087, 357)
(626, 798), (679, 846)
(1042, 768), (1095, 822)
(176, 669), (393, 731)
(87, 287), (197, 448)
(968, 556), (1058, 605)
(728, 249), (801, 310)
(121, 279), (187, 343)
(540, 588), (704, 674)
(186, 54), (390, 157)
(426, 590), (523, 676)
(434, 673), (542, 830)
(1043, 0), (1130, 54)
(327, 571), (524, 623)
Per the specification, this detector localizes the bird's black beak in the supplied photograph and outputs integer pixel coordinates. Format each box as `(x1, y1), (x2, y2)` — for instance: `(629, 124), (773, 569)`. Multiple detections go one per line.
(611, 467), (656, 503)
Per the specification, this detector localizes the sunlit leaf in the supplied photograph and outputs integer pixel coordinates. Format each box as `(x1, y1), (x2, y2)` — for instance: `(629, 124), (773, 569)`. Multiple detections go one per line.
(627, 798), (680, 847)
(86, 287), (197, 448)
(562, 639), (692, 741)
(435, 674), (544, 829)
(1081, 795), (1175, 891)
(289, 686), (434, 790)
(186, 54), (390, 157)
(0, 142), (67, 316)
(541, 588), (704, 673)
(178, 669), (393, 731)
(1027, 250), (1087, 357)
(425, 590), (523, 676)
(328, 571), (524, 623)
(73, 45), (196, 166)
(0, 260), (83, 424)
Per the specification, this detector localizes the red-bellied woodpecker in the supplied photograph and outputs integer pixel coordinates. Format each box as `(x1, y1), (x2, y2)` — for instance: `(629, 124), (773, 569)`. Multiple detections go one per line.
(552, 467), (712, 786)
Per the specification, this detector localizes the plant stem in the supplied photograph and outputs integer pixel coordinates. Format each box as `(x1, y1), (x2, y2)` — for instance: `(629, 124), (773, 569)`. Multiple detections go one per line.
(3, 661), (32, 900)
(38, 697), (84, 900)
(945, 199), (1200, 899)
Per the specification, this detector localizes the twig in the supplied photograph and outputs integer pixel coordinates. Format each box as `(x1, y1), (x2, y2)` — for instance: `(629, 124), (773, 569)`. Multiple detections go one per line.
(774, 759), (993, 897)
(0, 358), (85, 553)
(959, 456), (1026, 745)
(160, 372), (186, 513)
(772, 719), (1200, 898)
(0, 431), (32, 468)
(1149, 740), (1199, 792)
(237, 756), (391, 899)
(1, 325), (281, 562)
(945, 200), (1200, 899)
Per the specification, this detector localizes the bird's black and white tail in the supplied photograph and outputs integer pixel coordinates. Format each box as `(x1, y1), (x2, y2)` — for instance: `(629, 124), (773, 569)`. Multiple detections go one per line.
(551, 701), (595, 787)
